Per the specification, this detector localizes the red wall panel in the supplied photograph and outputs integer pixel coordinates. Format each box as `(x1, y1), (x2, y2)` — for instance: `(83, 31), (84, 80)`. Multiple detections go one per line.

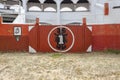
(0, 36), (28, 51)
(92, 24), (120, 51)
(0, 24), (29, 52)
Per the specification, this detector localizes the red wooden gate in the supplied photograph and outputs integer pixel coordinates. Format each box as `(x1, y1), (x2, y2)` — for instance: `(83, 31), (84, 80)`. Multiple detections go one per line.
(29, 24), (92, 53)
(0, 18), (92, 53)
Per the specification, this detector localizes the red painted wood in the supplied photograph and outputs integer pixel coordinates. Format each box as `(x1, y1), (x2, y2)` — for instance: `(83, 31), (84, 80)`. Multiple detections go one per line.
(0, 36), (28, 51)
(104, 3), (109, 15)
(0, 23), (92, 53)
(29, 25), (38, 51)
(39, 26), (55, 52)
(92, 24), (120, 51)
(0, 24), (29, 51)
(29, 25), (92, 52)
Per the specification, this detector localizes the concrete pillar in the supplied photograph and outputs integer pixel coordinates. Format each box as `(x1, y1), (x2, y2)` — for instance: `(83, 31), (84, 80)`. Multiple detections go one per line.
(39, 0), (44, 11)
(22, 0), (28, 12)
(73, 3), (76, 12)
(72, 0), (78, 11)
(72, 0), (78, 4)
(56, 0), (61, 25)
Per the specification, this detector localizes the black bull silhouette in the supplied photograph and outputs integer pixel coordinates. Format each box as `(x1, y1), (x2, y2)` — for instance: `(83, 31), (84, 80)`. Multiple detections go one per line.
(54, 28), (68, 50)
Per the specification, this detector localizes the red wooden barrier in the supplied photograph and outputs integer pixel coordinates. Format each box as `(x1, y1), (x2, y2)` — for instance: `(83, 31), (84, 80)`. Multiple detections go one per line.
(29, 25), (92, 53)
(104, 3), (109, 15)
(1, 17), (120, 53)
(0, 24), (29, 51)
(92, 24), (120, 51)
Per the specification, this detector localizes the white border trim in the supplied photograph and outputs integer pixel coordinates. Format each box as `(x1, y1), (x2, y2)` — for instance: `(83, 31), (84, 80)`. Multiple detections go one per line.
(87, 45), (92, 52)
(29, 46), (36, 53)
(29, 26), (34, 32)
(87, 26), (92, 32)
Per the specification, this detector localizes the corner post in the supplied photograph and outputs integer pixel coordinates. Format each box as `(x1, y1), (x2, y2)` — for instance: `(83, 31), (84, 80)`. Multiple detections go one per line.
(35, 18), (40, 52)
(82, 18), (87, 52)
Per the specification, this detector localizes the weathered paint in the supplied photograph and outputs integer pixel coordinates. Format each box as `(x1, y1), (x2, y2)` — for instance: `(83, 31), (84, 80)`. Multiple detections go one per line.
(104, 3), (109, 16)
(0, 18), (120, 53)
(0, 24), (29, 51)
(92, 24), (120, 51)
(29, 25), (92, 53)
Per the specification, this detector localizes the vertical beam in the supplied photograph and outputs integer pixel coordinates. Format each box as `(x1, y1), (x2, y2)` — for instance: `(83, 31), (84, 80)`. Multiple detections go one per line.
(22, 0), (27, 12)
(41, 4), (44, 11)
(0, 17), (2, 24)
(82, 18), (87, 51)
(83, 18), (87, 26)
(39, 0), (44, 12)
(104, 3), (109, 16)
(72, 0), (78, 12)
(35, 18), (40, 52)
(56, 0), (61, 25)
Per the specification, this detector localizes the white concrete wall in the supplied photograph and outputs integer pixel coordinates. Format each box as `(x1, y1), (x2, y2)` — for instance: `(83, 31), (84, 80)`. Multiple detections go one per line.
(0, 0), (120, 25)
(13, 14), (25, 24)
(26, 12), (57, 24)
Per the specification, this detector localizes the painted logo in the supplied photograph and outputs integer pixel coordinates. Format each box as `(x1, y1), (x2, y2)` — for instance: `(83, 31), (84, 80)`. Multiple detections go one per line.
(48, 26), (75, 52)
(54, 28), (68, 50)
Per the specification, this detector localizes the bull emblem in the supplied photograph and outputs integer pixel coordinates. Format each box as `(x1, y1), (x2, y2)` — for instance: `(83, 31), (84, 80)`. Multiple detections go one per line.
(54, 28), (68, 50)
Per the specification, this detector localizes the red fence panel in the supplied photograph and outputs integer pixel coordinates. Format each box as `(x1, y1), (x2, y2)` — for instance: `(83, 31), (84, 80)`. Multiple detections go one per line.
(0, 24), (29, 52)
(0, 22), (92, 53)
(29, 25), (92, 53)
(92, 24), (120, 51)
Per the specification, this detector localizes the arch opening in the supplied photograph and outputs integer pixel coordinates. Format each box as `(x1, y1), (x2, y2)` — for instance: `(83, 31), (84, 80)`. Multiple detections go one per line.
(61, 0), (74, 12)
(28, 0), (40, 3)
(44, 0), (56, 4)
(44, 7), (56, 12)
(77, 0), (89, 3)
(27, 0), (41, 11)
(29, 6), (42, 11)
(61, 0), (73, 4)
(76, 0), (90, 11)
(43, 0), (57, 12)
(60, 7), (72, 12)
(75, 7), (88, 11)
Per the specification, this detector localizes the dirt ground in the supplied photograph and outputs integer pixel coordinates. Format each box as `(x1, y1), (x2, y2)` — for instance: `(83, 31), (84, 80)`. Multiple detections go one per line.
(0, 52), (120, 80)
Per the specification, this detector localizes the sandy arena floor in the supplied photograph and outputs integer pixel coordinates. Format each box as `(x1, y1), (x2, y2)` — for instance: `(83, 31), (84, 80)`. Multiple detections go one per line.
(0, 52), (120, 80)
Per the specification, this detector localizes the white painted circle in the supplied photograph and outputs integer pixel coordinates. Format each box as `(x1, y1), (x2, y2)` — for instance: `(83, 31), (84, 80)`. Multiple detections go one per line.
(47, 26), (75, 53)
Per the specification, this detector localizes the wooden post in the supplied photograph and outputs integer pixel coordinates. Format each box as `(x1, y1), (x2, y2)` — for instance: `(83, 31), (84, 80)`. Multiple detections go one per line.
(83, 18), (86, 26)
(35, 18), (40, 52)
(104, 3), (109, 15)
(82, 18), (87, 52)
(0, 17), (2, 24)
(36, 18), (39, 24)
